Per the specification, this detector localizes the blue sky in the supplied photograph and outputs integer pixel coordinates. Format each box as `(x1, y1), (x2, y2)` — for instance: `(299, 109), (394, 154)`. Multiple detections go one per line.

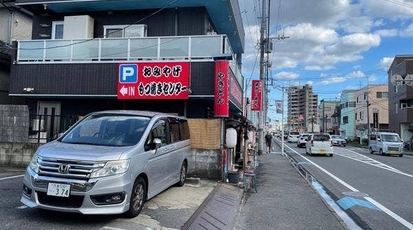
(239, 0), (413, 122)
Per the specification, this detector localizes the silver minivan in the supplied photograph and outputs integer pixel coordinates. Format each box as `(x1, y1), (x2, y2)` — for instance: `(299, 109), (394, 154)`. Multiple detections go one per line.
(368, 132), (403, 157)
(21, 110), (190, 217)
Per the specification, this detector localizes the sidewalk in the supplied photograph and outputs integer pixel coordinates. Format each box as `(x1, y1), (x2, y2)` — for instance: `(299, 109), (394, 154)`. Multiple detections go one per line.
(183, 143), (350, 230)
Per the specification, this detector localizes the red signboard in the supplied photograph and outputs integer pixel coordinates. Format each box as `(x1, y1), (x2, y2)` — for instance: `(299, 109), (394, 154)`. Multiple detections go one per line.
(251, 80), (262, 111)
(117, 62), (190, 99)
(214, 61), (229, 117)
(230, 75), (242, 105)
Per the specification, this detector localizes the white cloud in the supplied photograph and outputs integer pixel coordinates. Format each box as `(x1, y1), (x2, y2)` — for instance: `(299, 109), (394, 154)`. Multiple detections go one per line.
(273, 71), (299, 80)
(318, 71), (366, 85)
(374, 29), (399, 37)
(378, 57), (394, 70)
(359, 0), (413, 20)
(340, 33), (381, 50)
(400, 22), (413, 36)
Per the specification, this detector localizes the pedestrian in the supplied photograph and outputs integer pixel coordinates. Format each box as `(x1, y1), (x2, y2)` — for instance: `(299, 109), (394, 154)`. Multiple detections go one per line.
(265, 131), (273, 153)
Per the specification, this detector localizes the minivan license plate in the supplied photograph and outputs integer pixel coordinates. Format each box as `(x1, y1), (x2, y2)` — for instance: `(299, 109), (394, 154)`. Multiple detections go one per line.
(47, 183), (70, 197)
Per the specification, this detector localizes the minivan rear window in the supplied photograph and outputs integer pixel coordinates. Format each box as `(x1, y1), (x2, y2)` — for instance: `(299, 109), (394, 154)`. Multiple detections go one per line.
(313, 134), (330, 141)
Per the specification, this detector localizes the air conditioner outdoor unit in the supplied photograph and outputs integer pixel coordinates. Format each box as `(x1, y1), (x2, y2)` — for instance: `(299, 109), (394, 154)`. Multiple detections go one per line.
(63, 15), (94, 39)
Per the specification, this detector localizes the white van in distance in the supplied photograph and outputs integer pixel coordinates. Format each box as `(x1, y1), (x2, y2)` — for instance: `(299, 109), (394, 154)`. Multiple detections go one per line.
(368, 132), (403, 157)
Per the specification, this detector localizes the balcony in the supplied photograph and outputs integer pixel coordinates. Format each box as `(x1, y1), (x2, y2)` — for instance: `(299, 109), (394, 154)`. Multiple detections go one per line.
(16, 35), (242, 84)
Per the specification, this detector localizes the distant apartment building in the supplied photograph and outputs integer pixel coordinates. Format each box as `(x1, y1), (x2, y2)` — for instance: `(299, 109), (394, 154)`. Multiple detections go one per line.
(388, 55), (413, 142)
(354, 84), (389, 140)
(287, 84), (318, 132)
(338, 85), (389, 141)
(318, 99), (339, 134)
(339, 90), (357, 140)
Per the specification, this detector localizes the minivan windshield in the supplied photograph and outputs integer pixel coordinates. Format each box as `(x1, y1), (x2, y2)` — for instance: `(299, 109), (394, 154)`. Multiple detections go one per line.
(60, 114), (151, 146)
(382, 134), (402, 142)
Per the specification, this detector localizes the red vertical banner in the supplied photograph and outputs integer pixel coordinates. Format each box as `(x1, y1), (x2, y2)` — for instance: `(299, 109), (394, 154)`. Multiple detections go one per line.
(214, 61), (229, 117)
(251, 80), (262, 111)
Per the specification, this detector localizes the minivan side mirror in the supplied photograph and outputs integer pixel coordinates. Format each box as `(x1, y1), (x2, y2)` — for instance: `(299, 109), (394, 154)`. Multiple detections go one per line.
(144, 137), (162, 151)
(153, 138), (162, 149)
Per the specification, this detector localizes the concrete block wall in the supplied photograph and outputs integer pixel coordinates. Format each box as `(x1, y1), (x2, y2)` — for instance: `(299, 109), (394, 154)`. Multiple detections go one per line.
(187, 149), (221, 179)
(0, 105), (29, 143)
(0, 142), (41, 167)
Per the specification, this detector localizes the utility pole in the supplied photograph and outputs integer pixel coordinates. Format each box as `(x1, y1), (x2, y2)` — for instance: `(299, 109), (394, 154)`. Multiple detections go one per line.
(257, 0), (267, 155)
(366, 90), (370, 144)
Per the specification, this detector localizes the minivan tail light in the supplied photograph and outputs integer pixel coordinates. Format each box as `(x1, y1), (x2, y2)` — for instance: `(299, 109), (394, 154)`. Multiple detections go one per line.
(311, 140), (314, 147)
(330, 140), (333, 147)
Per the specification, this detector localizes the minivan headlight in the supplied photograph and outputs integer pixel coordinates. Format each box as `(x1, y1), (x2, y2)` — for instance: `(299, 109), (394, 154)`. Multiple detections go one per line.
(29, 153), (39, 174)
(91, 159), (130, 178)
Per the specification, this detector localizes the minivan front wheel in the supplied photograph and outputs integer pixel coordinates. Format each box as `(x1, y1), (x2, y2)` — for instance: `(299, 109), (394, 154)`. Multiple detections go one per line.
(176, 161), (187, 187)
(125, 177), (147, 218)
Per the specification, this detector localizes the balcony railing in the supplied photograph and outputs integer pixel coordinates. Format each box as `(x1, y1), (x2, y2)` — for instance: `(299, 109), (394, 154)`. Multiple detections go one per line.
(16, 35), (243, 85)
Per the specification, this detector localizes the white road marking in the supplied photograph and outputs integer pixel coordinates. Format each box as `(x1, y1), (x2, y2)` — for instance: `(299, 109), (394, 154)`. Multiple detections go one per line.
(0, 175), (24, 181)
(336, 149), (413, 178)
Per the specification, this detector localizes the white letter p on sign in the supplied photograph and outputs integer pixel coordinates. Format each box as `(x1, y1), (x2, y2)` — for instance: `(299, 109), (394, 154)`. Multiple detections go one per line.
(122, 67), (135, 81)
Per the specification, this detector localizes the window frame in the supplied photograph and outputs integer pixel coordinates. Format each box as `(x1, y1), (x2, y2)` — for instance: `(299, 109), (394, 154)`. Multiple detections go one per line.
(103, 24), (147, 38)
(52, 21), (64, 39)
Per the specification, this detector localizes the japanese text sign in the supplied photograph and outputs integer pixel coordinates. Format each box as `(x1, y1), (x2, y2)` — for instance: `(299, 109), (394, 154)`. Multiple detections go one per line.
(214, 61), (229, 117)
(251, 80), (262, 111)
(117, 62), (190, 99)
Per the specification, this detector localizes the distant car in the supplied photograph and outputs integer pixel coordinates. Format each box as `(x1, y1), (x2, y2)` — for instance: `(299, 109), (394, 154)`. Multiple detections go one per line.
(331, 135), (347, 147)
(297, 133), (310, 148)
(287, 131), (300, 143)
(306, 133), (334, 157)
(368, 132), (403, 157)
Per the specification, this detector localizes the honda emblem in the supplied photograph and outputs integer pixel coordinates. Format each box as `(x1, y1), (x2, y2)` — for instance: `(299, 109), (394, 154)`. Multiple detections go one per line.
(58, 164), (71, 174)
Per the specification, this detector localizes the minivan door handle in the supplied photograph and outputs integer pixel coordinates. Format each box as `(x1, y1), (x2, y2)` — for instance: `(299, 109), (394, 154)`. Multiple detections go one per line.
(165, 145), (175, 152)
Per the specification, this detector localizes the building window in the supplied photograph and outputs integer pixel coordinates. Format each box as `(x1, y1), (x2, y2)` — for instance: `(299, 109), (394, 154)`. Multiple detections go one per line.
(52, 21), (64, 39)
(349, 101), (356, 107)
(360, 111), (363, 120)
(343, 116), (348, 124)
(376, 92), (388, 98)
(103, 24), (147, 38)
(355, 113), (358, 120)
